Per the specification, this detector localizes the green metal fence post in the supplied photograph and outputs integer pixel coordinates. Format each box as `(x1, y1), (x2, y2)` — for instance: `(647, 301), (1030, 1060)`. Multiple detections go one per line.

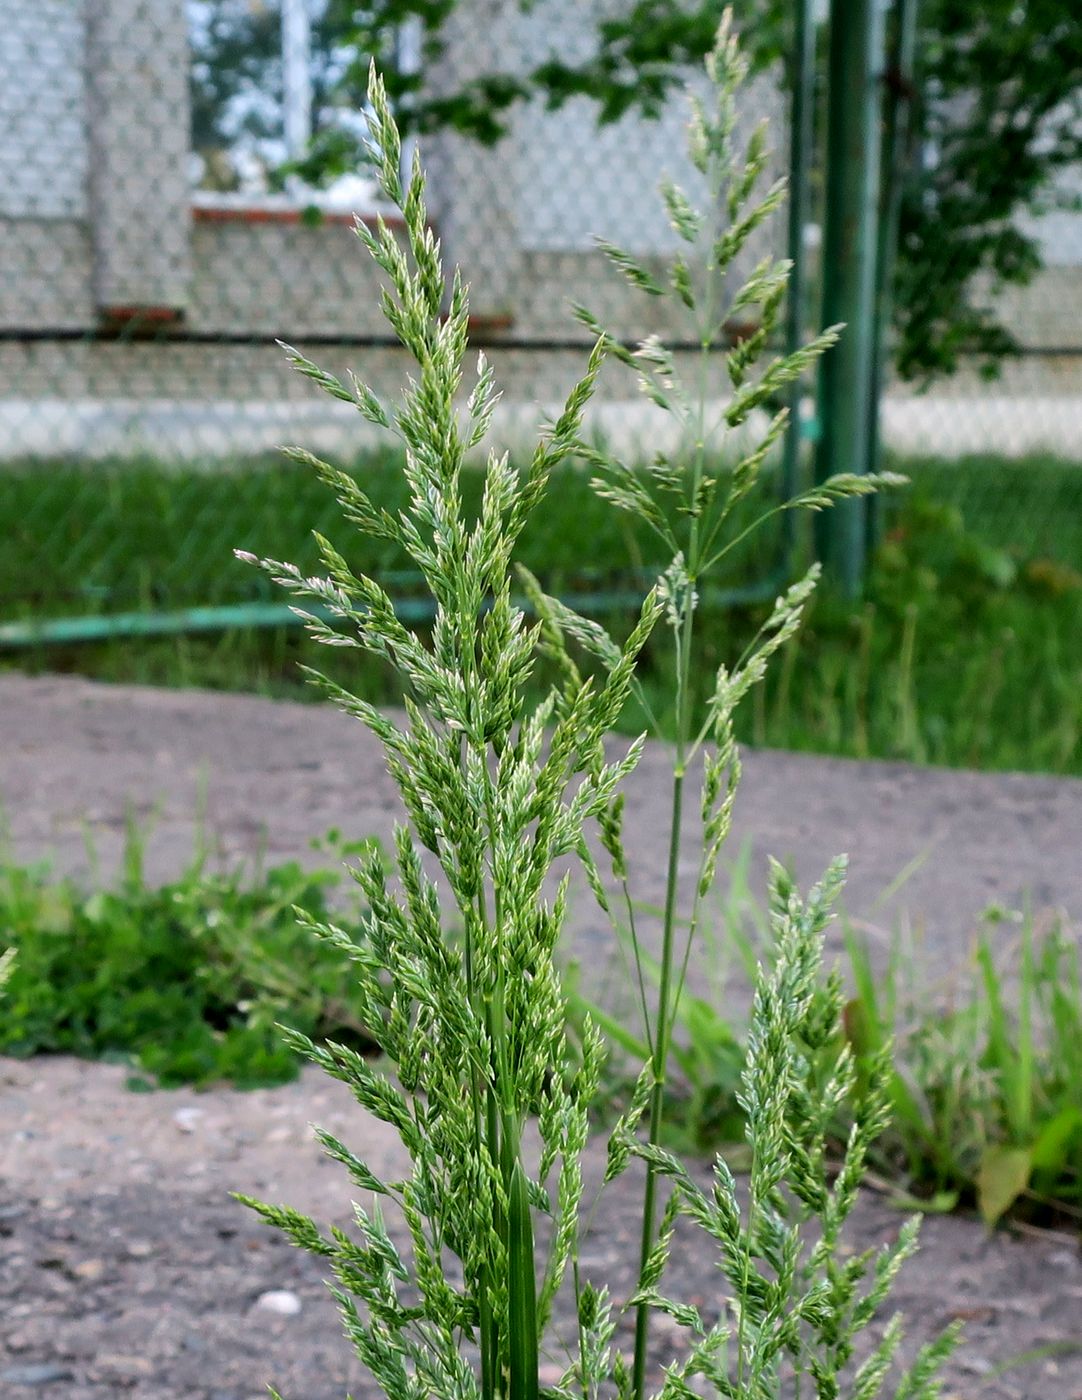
(866, 0), (920, 545)
(815, 0), (887, 595)
(781, 0), (818, 550)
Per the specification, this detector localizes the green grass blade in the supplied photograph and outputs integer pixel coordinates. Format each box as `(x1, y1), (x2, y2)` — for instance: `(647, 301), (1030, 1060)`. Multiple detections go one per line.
(977, 935), (1026, 1142)
(506, 1152), (539, 1400)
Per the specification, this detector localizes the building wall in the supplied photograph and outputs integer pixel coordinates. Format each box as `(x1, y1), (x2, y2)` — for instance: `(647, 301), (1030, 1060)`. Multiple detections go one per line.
(188, 212), (392, 339)
(0, 0), (1079, 465)
(0, 0), (89, 221)
(85, 0), (192, 311)
(0, 220), (94, 331)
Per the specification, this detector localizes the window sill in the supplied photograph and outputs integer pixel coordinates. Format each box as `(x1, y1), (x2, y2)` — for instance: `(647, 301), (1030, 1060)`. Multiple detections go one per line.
(191, 193), (404, 231)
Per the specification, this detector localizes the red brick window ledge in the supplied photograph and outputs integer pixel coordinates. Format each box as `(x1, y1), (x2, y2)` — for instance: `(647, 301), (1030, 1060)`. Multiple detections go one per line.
(191, 193), (404, 231)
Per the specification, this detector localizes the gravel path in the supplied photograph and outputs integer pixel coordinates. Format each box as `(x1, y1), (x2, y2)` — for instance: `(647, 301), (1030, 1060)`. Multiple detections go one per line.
(1, 674), (1082, 1398)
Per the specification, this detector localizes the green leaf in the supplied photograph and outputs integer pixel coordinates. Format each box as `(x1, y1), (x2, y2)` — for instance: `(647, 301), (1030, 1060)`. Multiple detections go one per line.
(886, 1189), (960, 1215)
(976, 1144), (1032, 1225)
(1029, 1106), (1082, 1172)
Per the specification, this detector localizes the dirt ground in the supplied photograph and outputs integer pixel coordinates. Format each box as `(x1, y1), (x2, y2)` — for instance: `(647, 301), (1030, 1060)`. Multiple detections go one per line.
(3, 674), (1082, 966)
(2, 1057), (1081, 1400)
(2, 674), (1082, 1398)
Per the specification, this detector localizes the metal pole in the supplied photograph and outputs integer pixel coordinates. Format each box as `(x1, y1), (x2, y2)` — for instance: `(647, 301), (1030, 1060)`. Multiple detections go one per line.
(866, 0), (919, 543)
(781, 0), (818, 551)
(815, 0), (886, 595)
(0, 577), (787, 652)
(281, 0), (313, 168)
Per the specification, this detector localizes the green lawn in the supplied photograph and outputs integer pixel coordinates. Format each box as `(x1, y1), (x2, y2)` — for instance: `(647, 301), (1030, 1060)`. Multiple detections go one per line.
(0, 450), (725, 616)
(2, 451), (1080, 776)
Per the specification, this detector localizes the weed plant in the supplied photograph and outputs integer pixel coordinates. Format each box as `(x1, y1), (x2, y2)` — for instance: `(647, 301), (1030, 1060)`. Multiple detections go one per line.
(847, 907), (1082, 1227)
(746, 496), (1082, 773)
(0, 827), (376, 1088)
(235, 24), (954, 1400)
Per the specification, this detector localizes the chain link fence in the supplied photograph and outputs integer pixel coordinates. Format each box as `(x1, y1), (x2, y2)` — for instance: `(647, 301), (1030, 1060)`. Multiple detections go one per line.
(1, 0), (1081, 649)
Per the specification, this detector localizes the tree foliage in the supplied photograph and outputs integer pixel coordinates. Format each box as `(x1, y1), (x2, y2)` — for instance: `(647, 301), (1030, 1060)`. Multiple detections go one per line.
(189, 0), (1082, 380)
(895, 0), (1082, 380)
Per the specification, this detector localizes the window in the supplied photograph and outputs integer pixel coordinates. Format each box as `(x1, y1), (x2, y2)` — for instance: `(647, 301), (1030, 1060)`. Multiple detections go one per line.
(187, 0), (381, 211)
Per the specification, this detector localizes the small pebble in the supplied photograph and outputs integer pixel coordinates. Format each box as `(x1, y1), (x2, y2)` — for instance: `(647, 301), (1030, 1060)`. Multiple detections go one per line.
(255, 1288), (302, 1316)
(0, 1363), (76, 1386)
(91, 1353), (154, 1380)
(173, 1107), (204, 1133)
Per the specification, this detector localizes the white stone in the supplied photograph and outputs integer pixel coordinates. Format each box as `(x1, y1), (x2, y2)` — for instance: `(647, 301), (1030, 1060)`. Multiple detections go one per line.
(256, 1289), (302, 1317)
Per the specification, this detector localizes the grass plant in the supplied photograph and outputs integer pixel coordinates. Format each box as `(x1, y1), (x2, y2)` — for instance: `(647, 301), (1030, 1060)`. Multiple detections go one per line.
(229, 25), (953, 1400)
(547, 22), (906, 1390)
